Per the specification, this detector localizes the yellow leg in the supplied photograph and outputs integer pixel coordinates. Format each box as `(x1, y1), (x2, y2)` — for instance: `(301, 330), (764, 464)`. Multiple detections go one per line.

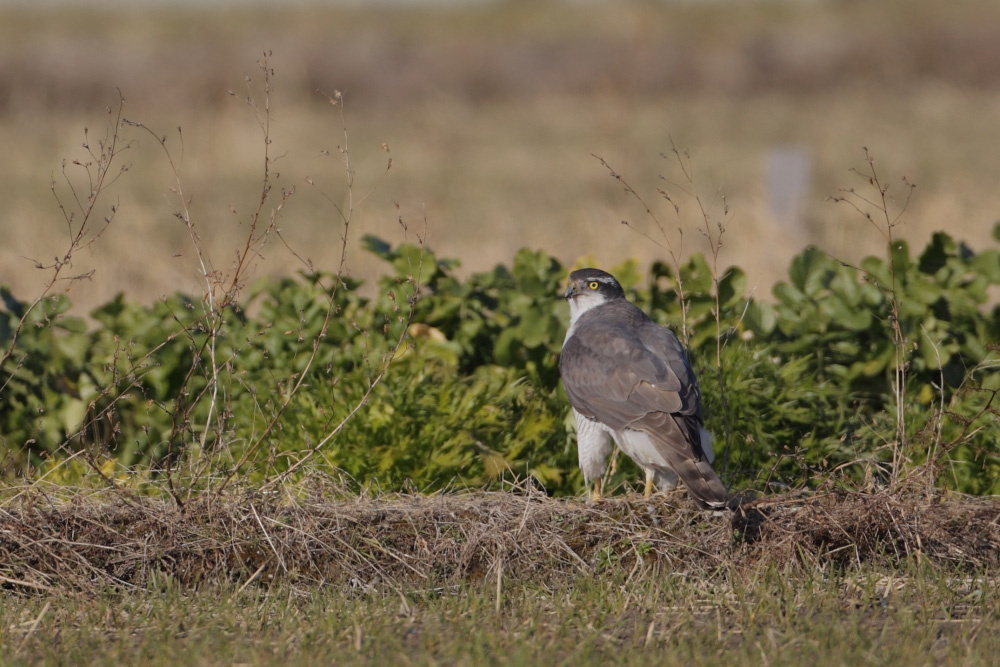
(643, 469), (655, 499)
(591, 479), (603, 502)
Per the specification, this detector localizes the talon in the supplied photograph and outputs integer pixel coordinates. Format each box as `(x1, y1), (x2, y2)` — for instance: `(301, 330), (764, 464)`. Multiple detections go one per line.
(643, 470), (654, 499)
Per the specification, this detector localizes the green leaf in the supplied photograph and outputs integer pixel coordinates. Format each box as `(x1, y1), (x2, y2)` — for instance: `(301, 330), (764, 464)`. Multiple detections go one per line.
(788, 247), (831, 296)
(743, 301), (776, 335)
(717, 267), (747, 309)
(889, 239), (911, 278)
(55, 317), (87, 334)
(772, 281), (805, 307)
(918, 232), (955, 275)
(860, 256), (890, 290)
(392, 244), (428, 281)
(610, 259), (642, 292)
(516, 312), (554, 348)
(828, 271), (862, 309)
(1, 285), (25, 317)
(820, 295), (871, 331)
(681, 254), (713, 294)
(511, 248), (562, 298)
(972, 249), (1000, 283)
(362, 234), (392, 259)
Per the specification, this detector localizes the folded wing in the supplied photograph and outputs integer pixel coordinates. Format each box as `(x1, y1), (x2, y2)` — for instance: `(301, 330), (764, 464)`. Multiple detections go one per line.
(560, 301), (727, 508)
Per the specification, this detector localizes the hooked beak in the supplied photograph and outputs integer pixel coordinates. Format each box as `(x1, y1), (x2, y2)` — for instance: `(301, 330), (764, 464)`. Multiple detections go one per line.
(563, 281), (580, 300)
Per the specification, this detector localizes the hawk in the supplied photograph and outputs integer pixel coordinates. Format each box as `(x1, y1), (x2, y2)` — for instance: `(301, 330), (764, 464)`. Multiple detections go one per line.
(559, 268), (729, 509)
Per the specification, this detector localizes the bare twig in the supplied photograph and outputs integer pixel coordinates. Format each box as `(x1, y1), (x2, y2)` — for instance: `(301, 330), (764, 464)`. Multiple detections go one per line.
(1, 94), (130, 395)
(829, 148), (917, 488)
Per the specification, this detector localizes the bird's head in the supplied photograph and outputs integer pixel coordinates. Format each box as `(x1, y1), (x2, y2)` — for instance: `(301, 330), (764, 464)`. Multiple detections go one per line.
(564, 268), (626, 322)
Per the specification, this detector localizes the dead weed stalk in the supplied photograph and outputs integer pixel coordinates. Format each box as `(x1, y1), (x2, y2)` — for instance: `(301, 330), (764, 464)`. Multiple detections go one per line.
(0, 481), (996, 595)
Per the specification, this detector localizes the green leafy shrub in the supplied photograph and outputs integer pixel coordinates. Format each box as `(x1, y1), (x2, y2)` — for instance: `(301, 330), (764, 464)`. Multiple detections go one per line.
(2, 228), (998, 496)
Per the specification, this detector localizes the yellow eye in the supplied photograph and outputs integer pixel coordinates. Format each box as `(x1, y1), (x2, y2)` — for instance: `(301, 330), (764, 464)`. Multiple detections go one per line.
(588, 281), (599, 290)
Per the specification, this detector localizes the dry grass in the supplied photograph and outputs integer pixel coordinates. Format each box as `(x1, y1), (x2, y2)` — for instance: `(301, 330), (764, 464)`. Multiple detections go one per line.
(5, 479), (1000, 664)
(1, 1), (999, 313)
(2, 481), (997, 595)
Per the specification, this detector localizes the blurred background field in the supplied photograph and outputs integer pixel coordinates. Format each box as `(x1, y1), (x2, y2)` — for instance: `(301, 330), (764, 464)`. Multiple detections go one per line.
(0, 0), (998, 311)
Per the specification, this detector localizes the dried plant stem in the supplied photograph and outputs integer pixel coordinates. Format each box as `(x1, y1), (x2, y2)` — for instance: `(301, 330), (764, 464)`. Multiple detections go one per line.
(1, 94), (129, 396)
(122, 53), (299, 503)
(595, 144), (738, 476)
(829, 148), (916, 488)
(661, 142), (736, 474)
(222, 89), (412, 495)
(592, 153), (690, 345)
(1, 483), (997, 594)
